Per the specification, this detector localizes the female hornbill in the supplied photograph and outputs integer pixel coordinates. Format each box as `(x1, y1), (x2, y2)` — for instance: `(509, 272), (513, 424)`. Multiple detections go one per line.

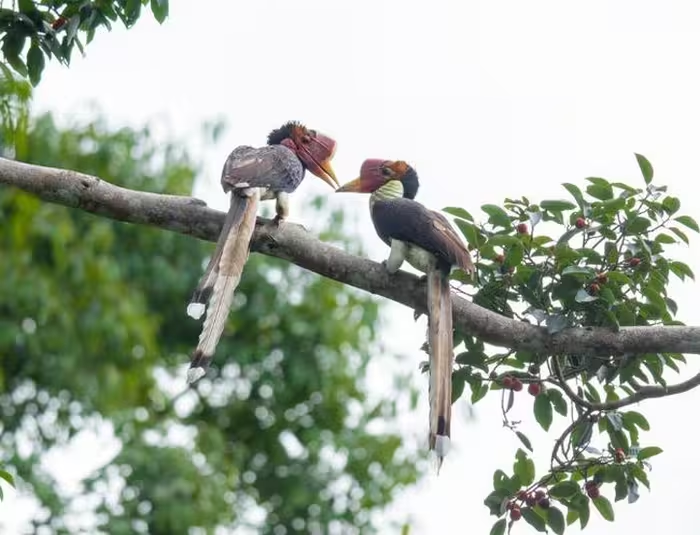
(186, 121), (339, 384)
(336, 159), (475, 470)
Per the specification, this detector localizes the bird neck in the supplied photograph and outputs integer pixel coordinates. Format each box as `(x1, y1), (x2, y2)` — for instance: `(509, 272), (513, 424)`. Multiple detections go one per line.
(369, 180), (404, 208)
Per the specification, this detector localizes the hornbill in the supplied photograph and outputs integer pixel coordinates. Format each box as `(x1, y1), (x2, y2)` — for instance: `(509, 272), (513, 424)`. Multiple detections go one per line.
(336, 159), (475, 470)
(186, 121), (339, 384)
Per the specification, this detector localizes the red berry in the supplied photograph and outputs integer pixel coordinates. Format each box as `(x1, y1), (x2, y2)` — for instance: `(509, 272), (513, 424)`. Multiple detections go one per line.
(589, 282), (600, 295)
(517, 223), (528, 234)
(512, 378), (523, 392)
(614, 448), (625, 463)
(510, 507), (522, 521)
(506, 501), (515, 510)
(525, 493), (537, 507)
(585, 482), (600, 499)
(538, 497), (550, 509)
(534, 489), (546, 500)
(52, 16), (67, 30)
(629, 257), (641, 267)
(528, 382), (542, 396)
(575, 217), (586, 229)
(502, 376), (514, 389)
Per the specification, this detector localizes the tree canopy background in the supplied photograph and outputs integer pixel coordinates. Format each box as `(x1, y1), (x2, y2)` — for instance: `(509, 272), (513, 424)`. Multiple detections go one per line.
(0, 108), (423, 533)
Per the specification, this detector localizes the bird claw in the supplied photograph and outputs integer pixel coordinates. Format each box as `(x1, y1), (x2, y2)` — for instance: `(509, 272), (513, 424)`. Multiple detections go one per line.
(272, 214), (286, 228)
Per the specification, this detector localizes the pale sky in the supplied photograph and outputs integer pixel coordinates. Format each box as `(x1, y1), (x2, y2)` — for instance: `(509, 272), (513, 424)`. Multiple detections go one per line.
(3, 0), (700, 533)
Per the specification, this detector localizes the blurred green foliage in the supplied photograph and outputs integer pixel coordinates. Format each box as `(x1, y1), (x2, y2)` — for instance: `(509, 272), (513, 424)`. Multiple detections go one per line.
(1, 0), (169, 86)
(0, 112), (421, 533)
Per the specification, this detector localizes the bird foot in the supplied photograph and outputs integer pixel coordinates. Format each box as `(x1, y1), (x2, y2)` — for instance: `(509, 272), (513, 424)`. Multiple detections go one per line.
(272, 214), (286, 227)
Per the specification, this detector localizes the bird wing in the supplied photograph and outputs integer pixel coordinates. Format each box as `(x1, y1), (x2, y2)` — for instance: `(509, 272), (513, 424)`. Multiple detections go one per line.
(372, 198), (474, 273)
(221, 145), (303, 193)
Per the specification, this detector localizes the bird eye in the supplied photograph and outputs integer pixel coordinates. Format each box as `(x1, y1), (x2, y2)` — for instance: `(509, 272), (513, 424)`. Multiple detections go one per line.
(302, 135), (311, 144)
(381, 167), (391, 177)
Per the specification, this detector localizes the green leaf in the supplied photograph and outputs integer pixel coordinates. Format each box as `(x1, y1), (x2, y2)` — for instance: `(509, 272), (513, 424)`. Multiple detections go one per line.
(151, 0), (170, 24)
(541, 200), (577, 212)
(562, 182), (586, 208)
(674, 215), (699, 233)
(570, 420), (593, 449)
(481, 204), (512, 229)
(669, 260), (695, 281)
(546, 506), (566, 535)
(547, 389), (568, 417)
(451, 372), (466, 403)
(593, 496), (615, 521)
(443, 206), (474, 221)
(654, 232), (677, 245)
(549, 481), (581, 500)
(515, 431), (533, 452)
(669, 226), (689, 244)
(2, 32), (28, 76)
(623, 410), (650, 431)
(662, 196), (681, 215)
(0, 470), (14, 487)
(522, 508), (548, 532)
(636, 446), (663, 461)
(561, 266), (596, 277)
(487, 234), (520, 247)
(585, 177), (613, 200)
(471, 383), (489, 405)
(27, 43), (45, 87)
(533, 393), (553, 431)
(454, 219), (486, 249)
(635, 153), (654, 184)
(489, 519), (506, 535)
(625, 216), (651, 234)
(513, 449), (535, 487)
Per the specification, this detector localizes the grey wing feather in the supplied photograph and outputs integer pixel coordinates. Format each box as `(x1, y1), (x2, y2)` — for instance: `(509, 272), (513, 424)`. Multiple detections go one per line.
(221, 145), (304, 193)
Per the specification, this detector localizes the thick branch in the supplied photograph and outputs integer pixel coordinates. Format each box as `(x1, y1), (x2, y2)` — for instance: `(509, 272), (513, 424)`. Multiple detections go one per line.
(3, 156), (700, 358)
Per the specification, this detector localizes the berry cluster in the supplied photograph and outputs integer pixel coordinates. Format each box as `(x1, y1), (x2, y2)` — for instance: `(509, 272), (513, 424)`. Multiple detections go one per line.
(507, 489), (550, 522)
(501, 375), (543, 397)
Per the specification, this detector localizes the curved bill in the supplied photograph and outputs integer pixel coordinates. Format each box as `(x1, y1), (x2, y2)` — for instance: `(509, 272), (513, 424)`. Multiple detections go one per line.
(298, 133), (339, 189)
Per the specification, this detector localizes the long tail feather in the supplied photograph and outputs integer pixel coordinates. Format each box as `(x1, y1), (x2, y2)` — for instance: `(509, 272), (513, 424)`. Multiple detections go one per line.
(187, 188), (260, 383)
(426, 266), (454, 473)
(187, 193), (251, 319)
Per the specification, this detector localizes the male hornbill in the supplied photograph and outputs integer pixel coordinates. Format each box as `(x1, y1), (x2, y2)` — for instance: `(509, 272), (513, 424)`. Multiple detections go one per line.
(336, 159), (475, 470)
(186, 121), (339, 384)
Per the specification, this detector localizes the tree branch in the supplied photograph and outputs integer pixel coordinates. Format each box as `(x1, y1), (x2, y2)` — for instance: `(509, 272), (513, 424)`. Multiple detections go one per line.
(551, 354), (700, 411)
(3, 156), (700, 358)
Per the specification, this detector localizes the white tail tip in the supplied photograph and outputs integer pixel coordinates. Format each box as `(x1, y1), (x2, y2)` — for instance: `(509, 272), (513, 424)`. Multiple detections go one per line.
(187, 302), (206, 320)
(186, 367), (206, 384)
(434, 435), (451, 459)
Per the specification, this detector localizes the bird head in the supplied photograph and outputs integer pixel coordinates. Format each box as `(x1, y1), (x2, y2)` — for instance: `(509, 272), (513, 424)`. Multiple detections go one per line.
(336, 159), (419, 199)
(267, 121), (339, 189)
